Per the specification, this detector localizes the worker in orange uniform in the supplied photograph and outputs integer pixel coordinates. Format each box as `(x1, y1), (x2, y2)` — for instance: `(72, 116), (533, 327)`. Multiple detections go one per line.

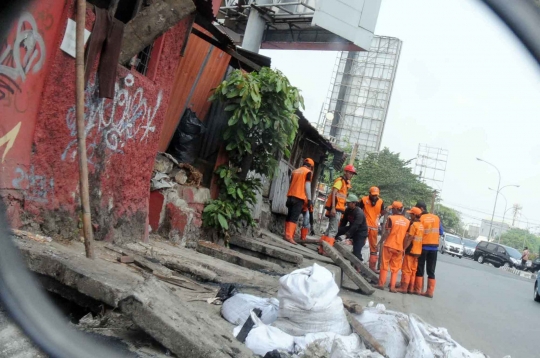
(374, 202), (409, 293)
(284, 158), (314, 245)
(412, 201), (443, 298)
(322, 165), (357, 242)
(396, 207), (424, 294)
(359, 187), (385, 272)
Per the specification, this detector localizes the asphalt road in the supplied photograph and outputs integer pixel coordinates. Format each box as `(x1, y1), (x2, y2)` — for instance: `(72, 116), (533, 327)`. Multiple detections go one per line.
(357, 254), (540, 358)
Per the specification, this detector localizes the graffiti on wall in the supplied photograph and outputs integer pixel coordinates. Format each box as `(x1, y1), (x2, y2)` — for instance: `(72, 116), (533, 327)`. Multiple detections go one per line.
(0, 12), (46, 103)
(62, 74), (163, 163)
(0, 122), (21, 162)
(12, 165), (55, 203)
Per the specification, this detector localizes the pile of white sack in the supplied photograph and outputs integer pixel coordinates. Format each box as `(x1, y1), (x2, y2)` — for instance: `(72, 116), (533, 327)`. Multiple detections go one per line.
(220, 263), (490, 358)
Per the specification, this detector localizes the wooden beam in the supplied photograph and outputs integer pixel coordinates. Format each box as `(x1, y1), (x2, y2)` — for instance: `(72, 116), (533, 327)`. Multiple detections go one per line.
(321, 241), (374, 295)
(119, 0), (197, 64)
(345, 310), (387, 357)
(334, 243), (378, 283)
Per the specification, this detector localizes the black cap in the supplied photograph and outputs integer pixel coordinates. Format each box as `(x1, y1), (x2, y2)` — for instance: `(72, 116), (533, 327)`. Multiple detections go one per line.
(415, 201), (427, 210)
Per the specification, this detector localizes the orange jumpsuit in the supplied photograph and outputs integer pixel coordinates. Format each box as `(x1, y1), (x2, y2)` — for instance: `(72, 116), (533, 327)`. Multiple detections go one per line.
(378, 215), (410, 289)
(401, 221), (423, 292)
(360, 196), (384, 270)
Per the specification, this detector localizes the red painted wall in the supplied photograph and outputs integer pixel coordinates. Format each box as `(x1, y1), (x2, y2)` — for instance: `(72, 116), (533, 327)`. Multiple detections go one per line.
(1, 0), (193, 243)
(0, 0), (68, 226)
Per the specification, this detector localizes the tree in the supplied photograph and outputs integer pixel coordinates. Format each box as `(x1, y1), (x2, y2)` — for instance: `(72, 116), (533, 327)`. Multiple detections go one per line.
(498, 228), (540, 251)
(436, 204), (462, 234)
(350, 148), (433, 207)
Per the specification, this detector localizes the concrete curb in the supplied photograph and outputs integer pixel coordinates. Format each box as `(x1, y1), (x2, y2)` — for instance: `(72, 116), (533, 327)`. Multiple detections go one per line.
(499, 265), (537, 280)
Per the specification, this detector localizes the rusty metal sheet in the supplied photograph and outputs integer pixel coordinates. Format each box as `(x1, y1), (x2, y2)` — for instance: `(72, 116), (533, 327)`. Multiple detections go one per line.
(158, 27), (231, 152)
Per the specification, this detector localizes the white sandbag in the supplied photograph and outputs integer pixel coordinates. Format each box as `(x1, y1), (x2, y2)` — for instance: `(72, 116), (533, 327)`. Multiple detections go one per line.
(235, 311), (295, 357)
(274, 264), (351, 336)
(222, 293), (279, 325)
(294, 332), (363, 353)
(354, 308), (409, 358)
(277, 263), (339, 310)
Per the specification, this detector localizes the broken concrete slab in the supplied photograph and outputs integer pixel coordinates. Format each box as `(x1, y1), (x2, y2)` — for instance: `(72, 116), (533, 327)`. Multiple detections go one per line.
(321, 242), (375, 296)
(228, 236), (303, 265)
(259, 230), (334, 264)
(119, 277), (252, 358)
(124, 240), (279, 290)
(14, 238), (254, 357)
(335, 243), (379, 283)
(197, 241), (286, 274)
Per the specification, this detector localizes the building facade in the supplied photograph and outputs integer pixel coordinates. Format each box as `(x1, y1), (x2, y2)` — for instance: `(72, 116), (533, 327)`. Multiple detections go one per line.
(479, 219), (510, 240)
(316, 36), (402, 159)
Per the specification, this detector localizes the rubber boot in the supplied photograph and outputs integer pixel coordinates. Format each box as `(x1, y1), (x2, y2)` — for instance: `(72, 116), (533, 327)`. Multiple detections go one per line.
(283, 222), (297, 245)
(396, 274), (410, 294)
(413, 276), (423, 295)
(374, 270), (386, 290)
(368, 254), (378, 273)
(407, 277), (416, 294)
(300, 228), (309, 241)
(389, 272), (398, 293)
(422, 278), (436, 298)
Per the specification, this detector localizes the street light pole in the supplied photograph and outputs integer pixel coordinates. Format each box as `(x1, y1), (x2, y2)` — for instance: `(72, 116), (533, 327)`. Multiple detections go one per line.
(477, 158), (501, 241)
(488, 184), (519, 243)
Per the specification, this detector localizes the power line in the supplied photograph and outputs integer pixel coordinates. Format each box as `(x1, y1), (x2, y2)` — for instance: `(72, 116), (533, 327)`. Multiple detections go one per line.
(441, 201), (540, 227)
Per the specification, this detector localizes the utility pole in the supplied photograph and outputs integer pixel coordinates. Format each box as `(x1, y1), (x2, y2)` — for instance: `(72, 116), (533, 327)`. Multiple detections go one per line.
(512, 204), (522, 226)
(349, 143), (359, 165)
(430, 190), (438, 213)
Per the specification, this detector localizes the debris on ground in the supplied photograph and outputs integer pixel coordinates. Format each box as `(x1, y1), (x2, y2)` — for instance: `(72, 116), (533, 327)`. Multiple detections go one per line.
(152, 152), (203, 189)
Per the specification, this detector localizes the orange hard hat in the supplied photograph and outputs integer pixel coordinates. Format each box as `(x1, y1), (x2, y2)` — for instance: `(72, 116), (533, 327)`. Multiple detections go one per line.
(369, 186), (380, 195)
(391, 201), (403, 210)
(304, 158), (315, 167)
(344, 164), (357, 174)
(407, 207), (422, 216)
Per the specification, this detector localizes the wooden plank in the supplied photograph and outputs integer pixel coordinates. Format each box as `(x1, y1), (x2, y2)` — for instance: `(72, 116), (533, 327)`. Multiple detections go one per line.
(196, 241), (286, 274)
(345, 310), (387, 358)
(334, 243), (379, 283)
(269, 159), (294, 214)
(228, 236), (303, 265)
(321, 241), (374, 295)
(343, 300), (364, 315)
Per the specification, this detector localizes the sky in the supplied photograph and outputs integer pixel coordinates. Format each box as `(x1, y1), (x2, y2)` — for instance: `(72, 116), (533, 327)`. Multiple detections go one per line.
(260, 0), (540, 234)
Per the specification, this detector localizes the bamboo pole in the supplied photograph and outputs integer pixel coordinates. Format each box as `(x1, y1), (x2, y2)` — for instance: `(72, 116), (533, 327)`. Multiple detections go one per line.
(76, 0), (95, 259)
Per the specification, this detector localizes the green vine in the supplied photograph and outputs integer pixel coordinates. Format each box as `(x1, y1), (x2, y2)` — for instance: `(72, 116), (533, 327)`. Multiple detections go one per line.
(203, 67), (304, 239)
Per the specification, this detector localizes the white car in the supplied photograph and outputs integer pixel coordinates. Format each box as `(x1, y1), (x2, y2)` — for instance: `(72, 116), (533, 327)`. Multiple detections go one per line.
(440, 234), (465, 258)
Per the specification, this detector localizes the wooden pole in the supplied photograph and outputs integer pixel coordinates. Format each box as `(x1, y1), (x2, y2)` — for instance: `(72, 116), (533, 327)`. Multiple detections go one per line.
(76, 0), (95, 259)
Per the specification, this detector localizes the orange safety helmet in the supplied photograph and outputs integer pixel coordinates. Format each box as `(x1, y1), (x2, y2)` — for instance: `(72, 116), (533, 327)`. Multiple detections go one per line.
(344, 164), (357, 174)
(369, 186), (380, 195)
(304, 158), (315, 167)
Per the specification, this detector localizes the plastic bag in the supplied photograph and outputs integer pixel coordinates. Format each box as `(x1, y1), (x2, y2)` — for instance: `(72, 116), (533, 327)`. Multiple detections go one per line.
(273, 264), (351, 336)
(406, 314), (488, 358)
(234, 311), (295, 357)
(222, 293), (279, 325)
(166, 109), (206, 164)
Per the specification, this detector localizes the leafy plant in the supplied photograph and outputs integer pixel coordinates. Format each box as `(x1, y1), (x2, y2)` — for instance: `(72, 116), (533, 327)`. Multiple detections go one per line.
(203, 68), (303, 240)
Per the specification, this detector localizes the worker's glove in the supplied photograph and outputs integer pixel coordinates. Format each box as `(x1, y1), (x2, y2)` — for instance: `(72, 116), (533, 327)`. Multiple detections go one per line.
(336, 235), (345, 241)
(307, 200), (313, 210)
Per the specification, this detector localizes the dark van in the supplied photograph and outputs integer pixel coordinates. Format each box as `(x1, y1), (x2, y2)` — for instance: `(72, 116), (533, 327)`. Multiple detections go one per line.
(474, 241), (523, 269)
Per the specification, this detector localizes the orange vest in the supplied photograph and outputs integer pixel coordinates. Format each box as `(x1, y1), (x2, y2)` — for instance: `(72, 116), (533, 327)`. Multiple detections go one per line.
(408, 221), (424, 256)
(287, 166), (312, 201)
(325, 177), (348, 213)
(361, 196), (384, 229)
(384, 215), (410, 251)
(420, 213), (441, 246)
